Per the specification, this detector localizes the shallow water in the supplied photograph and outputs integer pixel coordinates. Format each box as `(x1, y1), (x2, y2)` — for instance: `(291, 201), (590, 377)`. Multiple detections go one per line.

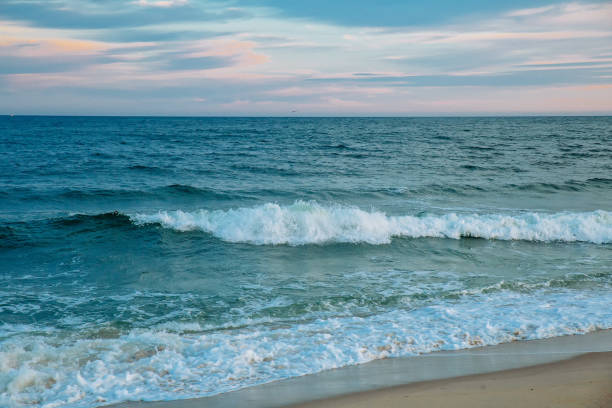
(1, 116), (611, 407)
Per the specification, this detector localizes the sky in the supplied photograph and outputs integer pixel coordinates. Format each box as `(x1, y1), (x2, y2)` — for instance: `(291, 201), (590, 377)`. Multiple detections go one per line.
(0, 0), (611, 115)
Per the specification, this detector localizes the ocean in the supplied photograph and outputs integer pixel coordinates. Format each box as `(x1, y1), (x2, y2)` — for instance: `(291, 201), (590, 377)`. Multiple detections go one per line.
(1, 116), (611, 407)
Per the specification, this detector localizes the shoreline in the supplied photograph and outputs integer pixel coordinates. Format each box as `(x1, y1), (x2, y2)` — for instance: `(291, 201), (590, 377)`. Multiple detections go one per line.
(289, 352), (611, 408)
(108, 329), (612, 408)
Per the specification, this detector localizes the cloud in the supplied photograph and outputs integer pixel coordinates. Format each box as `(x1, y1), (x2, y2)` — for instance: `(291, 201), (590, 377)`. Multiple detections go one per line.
(142, 39), (270, 71)
(90, 29), (233, 43)
(0, 0), (249, 29)
(266, 85), (393, 97)
(241, 1), (566, 28)
(0, 1), (610, 114)
(506, 5), (556, 17)
(165, 55), (234, 70)
(518, 60), (612, 68)
(305, 66), (612, 87)
(135, 0), (189, 7)
(0, 36), (118, 73)
(0, 55), (115, 74)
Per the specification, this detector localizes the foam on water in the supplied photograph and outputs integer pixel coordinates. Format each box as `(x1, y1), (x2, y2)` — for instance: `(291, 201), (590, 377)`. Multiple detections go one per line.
(0, 287), (610, 408)
(131, 201), (612, 245)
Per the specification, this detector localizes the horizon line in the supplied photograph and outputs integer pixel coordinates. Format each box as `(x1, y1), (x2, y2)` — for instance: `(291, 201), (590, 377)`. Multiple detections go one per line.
(3, 114), (612, 118)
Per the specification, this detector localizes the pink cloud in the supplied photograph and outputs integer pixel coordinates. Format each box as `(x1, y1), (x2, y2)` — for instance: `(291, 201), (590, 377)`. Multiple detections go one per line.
(173, 39), (270, 68)
(266, 86), (393, 97)
(134, 0), (188, 7)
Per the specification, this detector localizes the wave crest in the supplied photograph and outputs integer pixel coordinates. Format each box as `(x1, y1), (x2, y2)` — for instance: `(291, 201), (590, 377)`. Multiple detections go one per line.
(130, 201), (612, 245)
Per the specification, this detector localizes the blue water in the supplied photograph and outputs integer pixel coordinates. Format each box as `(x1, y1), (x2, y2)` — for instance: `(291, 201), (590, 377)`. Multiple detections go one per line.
(1, 116), (611, 407)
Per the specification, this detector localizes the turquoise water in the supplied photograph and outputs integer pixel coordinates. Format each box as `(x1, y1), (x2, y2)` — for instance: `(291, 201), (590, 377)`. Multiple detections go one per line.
(0, 116), (611, 407)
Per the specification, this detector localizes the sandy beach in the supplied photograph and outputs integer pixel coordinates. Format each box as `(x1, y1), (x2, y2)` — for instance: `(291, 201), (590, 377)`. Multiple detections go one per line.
(289, 352), (611, 408)
(109, 330), (612, 408)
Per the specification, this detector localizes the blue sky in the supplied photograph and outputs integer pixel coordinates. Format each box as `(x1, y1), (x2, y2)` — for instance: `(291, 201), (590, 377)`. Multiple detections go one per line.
(0, 0), (611, 115)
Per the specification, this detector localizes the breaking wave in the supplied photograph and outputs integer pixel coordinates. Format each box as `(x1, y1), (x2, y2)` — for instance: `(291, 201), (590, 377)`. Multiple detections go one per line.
(1, 286), (610, 408)
(131, 201), (612, 245)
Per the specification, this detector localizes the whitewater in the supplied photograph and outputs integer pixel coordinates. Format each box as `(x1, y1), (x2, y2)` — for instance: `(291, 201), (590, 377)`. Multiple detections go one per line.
(131, 202), (612, 245)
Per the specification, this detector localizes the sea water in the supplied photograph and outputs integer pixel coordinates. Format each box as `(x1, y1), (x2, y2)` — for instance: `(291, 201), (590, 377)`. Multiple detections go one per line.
(0, 116), (611, 407)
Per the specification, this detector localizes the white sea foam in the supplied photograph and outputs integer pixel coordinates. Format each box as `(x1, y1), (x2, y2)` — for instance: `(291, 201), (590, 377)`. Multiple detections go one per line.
(131, 201), (612, 245)
(0, 287), (610, 408)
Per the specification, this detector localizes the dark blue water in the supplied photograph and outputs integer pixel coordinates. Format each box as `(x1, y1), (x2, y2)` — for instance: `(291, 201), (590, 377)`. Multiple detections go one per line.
(1, 116), (611, 407)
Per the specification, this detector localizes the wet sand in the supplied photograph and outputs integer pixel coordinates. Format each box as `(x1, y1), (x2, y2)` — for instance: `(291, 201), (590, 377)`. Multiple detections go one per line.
(289, 352), (611, 408)
(108, 330), (612, 408)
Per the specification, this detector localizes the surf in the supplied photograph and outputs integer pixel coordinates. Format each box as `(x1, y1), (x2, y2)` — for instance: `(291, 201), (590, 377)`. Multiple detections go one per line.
(131, 201), (612, 245)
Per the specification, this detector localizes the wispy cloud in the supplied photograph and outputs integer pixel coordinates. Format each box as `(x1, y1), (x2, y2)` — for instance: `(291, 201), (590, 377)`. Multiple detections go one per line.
(0, 0), (249, 29)
(0, 1), (610, 114)
(506, 5), (556, 17)
(135, 0), (189, 8)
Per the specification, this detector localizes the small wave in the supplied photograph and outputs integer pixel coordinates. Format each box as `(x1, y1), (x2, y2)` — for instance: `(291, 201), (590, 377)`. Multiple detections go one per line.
(57, 188), (132, 199)
(322, 143), (350, 149)
(508, 178), (612, 193)
(130, 201), (612, 245)
(461, 145), (495, 151)
(157, 184), (216, 196)
(585, 177), (612, 186)
(409, 183), (487, 195)
(460, 164), (485, 171)
(127, 164), (166, 172)
(7, 185), (240, 202)
(52, 211), (132, 229)
(230, 164), (302, 176)
(0, 226), (23, 249)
